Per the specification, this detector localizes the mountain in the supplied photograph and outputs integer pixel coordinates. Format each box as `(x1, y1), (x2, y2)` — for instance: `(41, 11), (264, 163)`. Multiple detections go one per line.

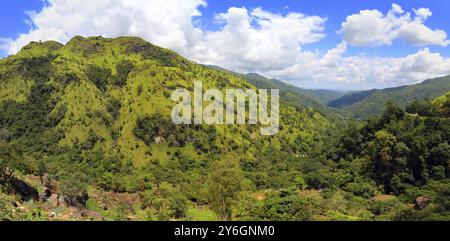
(0, 36), (448, 221)
(303, 89), (347, 105)
(329, 76), (450, 119)
(203, 68), (345, 105)
(0, 36), (334, 220)
(242, 73), (345, 105)
(242, 73), (326, 110)
(241, 73), (350, 123)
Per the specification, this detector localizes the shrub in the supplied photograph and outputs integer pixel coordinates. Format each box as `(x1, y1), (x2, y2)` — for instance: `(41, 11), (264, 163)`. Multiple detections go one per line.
(59, 172), (89, 207)
(134, 114), (174, 145)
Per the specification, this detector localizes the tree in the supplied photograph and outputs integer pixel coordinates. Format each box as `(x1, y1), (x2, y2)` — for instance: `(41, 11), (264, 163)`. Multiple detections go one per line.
(140, 182), (188, 219)
(382, 101), (405, 123)
(134, 114), (174, 145)
(369, 130), (397, 190)
(38, 159), (46, 185)
(406, 99), (436, 117)
(207, 160), (244, 221)
(106, 97), (122, 121)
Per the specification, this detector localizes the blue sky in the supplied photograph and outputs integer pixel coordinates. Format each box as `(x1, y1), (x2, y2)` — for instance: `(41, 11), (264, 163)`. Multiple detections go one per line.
(1, 0), (450, 90)
(204, 0), (450, 57)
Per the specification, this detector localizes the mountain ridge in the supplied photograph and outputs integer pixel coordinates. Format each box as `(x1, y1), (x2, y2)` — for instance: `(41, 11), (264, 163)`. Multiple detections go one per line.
(328, 75), (450, 119)
(0, 34), (333, 186)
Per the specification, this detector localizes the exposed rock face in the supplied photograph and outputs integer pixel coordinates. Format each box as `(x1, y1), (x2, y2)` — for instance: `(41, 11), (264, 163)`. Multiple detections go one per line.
(47, 194), (61, 208)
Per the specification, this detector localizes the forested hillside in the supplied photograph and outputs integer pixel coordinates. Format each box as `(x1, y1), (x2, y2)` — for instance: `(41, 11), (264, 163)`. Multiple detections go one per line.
(0, 36), (448, 221)
(329, 76), (450, 119)
(312, 95), (450, 220)
(0, 36), (334, 220)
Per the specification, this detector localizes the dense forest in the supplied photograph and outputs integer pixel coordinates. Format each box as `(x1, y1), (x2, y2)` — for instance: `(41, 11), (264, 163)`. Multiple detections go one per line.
(0, 36), (448, 221)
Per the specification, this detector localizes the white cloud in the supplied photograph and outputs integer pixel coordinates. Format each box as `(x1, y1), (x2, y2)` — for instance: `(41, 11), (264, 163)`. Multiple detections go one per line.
(413, 8), (432, 21)
(189, 7), (326, 72)
(0, 0), (207, 55)
(1, 0), (450, 90)
(340, 3), (449, 47)
(265, 43), (450, 90)
(1, 1), (326, 73)
(0, 1), (328, 79)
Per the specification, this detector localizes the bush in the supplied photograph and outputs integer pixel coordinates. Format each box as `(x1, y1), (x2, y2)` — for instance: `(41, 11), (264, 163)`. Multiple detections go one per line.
(59, 172), (89, 207)
(0, 193), (13, 221)
(255, 195), (313, 221)
(369, 197), (406, 220)
(140, 183), (188, 219)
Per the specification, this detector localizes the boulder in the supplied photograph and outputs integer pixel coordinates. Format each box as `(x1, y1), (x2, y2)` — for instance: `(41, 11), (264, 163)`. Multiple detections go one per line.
(80, 210), (103, 220)
(39, 188), (52, 201)
(49, 212), (57, 218)
(414, 195), (432, 210)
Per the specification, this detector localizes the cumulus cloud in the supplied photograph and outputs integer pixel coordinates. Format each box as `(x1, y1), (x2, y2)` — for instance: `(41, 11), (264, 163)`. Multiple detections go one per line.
(0, 0), (326, 73)
(265, 43), (450, 90)
(0, 0), (207, 55)
(189, 7), (326, 72)
(1, 0), (449, 90)
(340, 3), (449, 47)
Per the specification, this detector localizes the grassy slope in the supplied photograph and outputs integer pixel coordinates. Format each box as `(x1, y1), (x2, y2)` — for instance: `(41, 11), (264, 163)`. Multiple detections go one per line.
(0, 36), (334, 168)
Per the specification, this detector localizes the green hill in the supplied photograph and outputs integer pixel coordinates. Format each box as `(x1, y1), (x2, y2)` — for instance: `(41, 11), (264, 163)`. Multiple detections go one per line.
(0, 36), (335, 220)
(0, 36), (448, 221)
(328, 76), (450, 119)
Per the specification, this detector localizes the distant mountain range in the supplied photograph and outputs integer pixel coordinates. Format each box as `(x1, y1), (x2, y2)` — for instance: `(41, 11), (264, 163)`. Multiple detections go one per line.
(243, 73), (346, 106)
(328, 75), (450, 119)
(203, 67), (345, 118)
(205, 66), (450, 121)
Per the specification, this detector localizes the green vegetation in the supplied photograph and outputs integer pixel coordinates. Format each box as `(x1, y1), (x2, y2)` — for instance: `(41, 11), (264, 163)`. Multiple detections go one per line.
(242, 72), (344, 112)
(329, 76), (450, 119)
(207, 160), (244, 221)
(0, 36), (448, 221)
